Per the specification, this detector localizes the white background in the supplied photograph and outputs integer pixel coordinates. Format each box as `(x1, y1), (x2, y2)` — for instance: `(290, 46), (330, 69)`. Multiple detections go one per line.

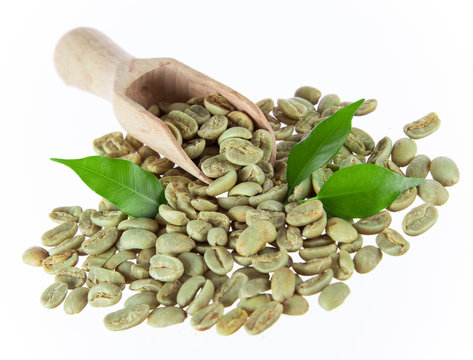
(1, 1), (472, 359)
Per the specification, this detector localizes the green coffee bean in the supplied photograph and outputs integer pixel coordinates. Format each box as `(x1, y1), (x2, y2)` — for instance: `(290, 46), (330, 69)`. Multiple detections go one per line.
(197, 211), (230, 232)
(82, 228), (118, 255)
(229, 182), (263, 196)
(185, 220), (212, 242)
(207, 227), (228, 247)
(40, 282), (68, 309)
(41, 222), (78, 247)
(137, 248), (156, 267)
(159, 205), (189, 226)
(116, 261), (135, 283)
(204, 246), (234, 275)
(142, 156), (174, 174)
(222, 139), (264, 166)
(103, 250), (136, 270)
(48, 234), (85, 256)
(214, 272), (249, 307)
(82, 246), (116, 270)
(218, 127), (253, 145)
(88, 267), (126, 289)
(233, 253), (256, 267)
(42, 250), (78, 274)
(156, 233), (196, 255)
(88, 282), (122, 307)
(238, 294), (272, 314)
(204, 94), (234, 115)
(276, 226), (303, 252)
(104, 304), (150, 331)
(149, 254), (184, 282)
(354, 246), (383, 274)
(22, 246), (49, 267)
(55, 267), (87, 289)
(277, 98), (308, 120)
(157, 280), (181, 306)
(124, 291), (159, 309)
(326, 217), (358, 243)
(185, 104), (211, 125)
(136, 248), (156, 266)
(236, 220), (277, 256)
(292, 256), (332, 276)
(239, 278), (271, 299)
(311, 167), (333, 193)
(246, 209), (286, 229)
(430, 156), (460, 186)
(295, 111), (321, 133)
(177, 276), (206, 307)
(296, 269), (333, 296)
(282, 295), (309, 316)
(256, 98), (275, 113)
(368, 136), (392, 164)
(331, 250), (354, 280)
(117, 218), (159, 232)
(191, 302), (224, 331)
(299, 242), (338, 260)
(198, 115), (228, 140)
(178, 252), (207, 276)
(403, 112), (440, 139)
(251, 129), (273, 162)
(271, 267), (295, 302)
(375, 159), (404, 176)
(339, 234), (364, 253)
(375, 228), (410, 256)
(286, 199), (324, 227)
(166, 110), (198, 140)
(417, 179), (449, 205)
(93, 132), (123, 154)
(227, 205), (253, 223)
(91, 210), (127, 227)
(353, 211), (392, 235)
(227, 111), (254, 131)
(244, 301), (283, 335)
(183, 138), (206, 159)
(64, 287), (89, 315)
(216, 308), (248, 336)
(294, 86), (321, 104)
(274, 125), (295, 140)
(318, 282), (350, 311)
(304, 235), (335, 248)
(301, 211), (327, 239)
(345, 132), (370, 156)
(164, 121), (183, 145)
(391, 138), (417, 167)
(355, 99), (377, 116)
(402, 203), (438, 236)
(206, 170), (237, 196)
(406, 154), (431, 179)
(201, 154), (240, 178)
(387, 186), (417, 212)
(130, 264), (149, 280)
(148, 306), (187, 328)
(252, 249), (288, 273)
(129, 279), (162, 292)
(187, 279), (215, 315)
(49, 206), (82, 223)
(317, 94), (340, 114)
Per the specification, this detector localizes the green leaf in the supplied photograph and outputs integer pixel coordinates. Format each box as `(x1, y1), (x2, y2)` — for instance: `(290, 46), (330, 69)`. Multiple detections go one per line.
(51, 156), (166, 218)
(286, 99), (365, 199)
(306, 164), (425, 219)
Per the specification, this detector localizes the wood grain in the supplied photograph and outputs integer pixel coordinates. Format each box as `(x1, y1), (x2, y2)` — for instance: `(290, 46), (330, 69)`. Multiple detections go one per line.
(54, 27), (276, 184)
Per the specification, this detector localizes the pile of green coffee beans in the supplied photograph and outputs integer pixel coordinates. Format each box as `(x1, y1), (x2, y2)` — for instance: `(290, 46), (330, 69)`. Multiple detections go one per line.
(23, 89), (460, 335)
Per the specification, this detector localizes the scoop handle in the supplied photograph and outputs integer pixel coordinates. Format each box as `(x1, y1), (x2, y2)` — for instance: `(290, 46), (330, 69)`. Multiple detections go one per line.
(54, 27), (132, 101)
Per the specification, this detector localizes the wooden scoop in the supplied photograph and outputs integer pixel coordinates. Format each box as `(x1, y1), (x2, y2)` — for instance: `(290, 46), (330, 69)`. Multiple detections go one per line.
(54, 27), (276, 184)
